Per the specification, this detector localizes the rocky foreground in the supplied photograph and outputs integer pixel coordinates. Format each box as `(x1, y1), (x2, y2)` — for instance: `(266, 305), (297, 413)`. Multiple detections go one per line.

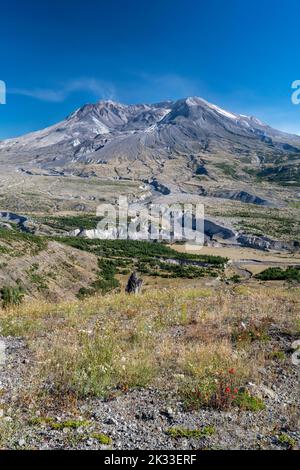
(0, 285), (299, 450)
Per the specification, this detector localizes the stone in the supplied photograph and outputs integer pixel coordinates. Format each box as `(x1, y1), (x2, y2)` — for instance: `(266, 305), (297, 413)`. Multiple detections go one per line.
(104, 417), (118, 426)
(0, 340), (5, 366)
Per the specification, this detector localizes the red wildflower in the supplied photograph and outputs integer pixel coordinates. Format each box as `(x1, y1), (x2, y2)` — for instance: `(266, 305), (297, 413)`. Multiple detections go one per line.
(228, 368), (235, 374)
(225, 387), (231, 394)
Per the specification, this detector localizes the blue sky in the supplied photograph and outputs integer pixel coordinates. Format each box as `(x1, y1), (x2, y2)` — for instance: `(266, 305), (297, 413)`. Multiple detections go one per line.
(1, 0), (300, 138)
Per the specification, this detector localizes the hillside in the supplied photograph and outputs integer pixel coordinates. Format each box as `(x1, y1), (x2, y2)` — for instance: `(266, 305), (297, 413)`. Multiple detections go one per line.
(0, 97), (299, 211)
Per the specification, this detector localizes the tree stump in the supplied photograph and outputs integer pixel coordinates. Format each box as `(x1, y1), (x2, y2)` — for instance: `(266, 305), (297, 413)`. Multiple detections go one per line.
(125, 271), (143, 294)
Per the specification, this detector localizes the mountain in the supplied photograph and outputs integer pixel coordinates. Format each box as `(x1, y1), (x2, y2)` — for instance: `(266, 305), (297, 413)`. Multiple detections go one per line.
(1, 96), (300, 168)
(0, 96), (299, 211)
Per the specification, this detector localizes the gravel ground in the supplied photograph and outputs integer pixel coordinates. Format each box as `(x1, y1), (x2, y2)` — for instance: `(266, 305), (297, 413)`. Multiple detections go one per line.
(0, 334), (299, 450)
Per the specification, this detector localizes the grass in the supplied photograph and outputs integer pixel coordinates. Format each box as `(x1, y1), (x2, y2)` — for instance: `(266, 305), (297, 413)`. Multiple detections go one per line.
(208, 205), (300, 241)
(0, 284), (298, 414)
(214, 163), (237, 178)
(179, 350), (251, 411)
(77, 258), (121, 298)
(30, 416), (90, 430)
(0, 283), (299, 449)
(0, 227), (47, 256)
(231, 317), (272, 344)
(268, 350), (285, 361)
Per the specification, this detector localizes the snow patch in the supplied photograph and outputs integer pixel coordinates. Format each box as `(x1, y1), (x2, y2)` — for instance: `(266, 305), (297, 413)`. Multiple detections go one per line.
(91, 117), (110, 134)
(206, 102), (237, 120)
(186, 97), (201, 106)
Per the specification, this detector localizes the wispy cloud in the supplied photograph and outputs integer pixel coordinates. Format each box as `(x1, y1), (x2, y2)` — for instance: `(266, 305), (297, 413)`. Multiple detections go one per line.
(9, 78), (116, 102)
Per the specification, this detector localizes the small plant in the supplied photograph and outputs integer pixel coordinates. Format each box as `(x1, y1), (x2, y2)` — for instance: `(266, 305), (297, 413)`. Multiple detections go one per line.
(233, 391), (265, 411)
(181, 368), (241, 410)
(166, 426), (215, 439)
(268, 350), (285, 361)
(0, 286), (25, 308)
(278, 432), (296, 449)
(181, 365), (264, 412)
(232, 318), (272, 344)
(90, 433), (112, 445)
(30, 416), (90, 430)
(229, 274), (241, 283)
(76, 287), (95, 299)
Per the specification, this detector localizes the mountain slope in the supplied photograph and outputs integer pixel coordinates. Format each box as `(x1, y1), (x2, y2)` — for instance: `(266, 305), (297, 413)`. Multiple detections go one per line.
(1, 96), (300, 168)
(0, 96), (299, 215)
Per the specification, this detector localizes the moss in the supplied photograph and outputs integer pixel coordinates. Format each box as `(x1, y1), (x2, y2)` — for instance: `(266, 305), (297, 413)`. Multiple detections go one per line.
(269, 350), (285, 361)
(278, 432), (296, 449)
(91, 433), (112, 445)
(166, 426), (215, 439)
(30, 416), (90, 430)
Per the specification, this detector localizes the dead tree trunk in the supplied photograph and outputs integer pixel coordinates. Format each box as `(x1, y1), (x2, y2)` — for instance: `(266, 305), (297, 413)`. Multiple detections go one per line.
(125, 271), (143, 294)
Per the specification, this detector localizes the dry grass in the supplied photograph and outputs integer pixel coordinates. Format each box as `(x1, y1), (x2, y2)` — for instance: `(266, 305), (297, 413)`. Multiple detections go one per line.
(0, 284), (299, 411)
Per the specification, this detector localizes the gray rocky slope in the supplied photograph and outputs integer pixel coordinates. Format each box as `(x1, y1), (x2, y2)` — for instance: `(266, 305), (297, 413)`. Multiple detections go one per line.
(1, 97), (299, 184)
(0, 97), (299, 250)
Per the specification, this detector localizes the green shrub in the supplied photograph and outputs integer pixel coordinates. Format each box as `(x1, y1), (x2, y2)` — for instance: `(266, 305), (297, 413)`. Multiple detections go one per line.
(256, 266), (300, 282)
(92, 277), (120, 295)
(278, 432), (296, 449)
(233, 391), (265, 411)
(0, 286), (25, 308)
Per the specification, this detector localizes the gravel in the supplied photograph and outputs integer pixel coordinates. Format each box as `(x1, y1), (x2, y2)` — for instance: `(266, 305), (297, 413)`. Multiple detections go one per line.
(0, 334), (299, 450)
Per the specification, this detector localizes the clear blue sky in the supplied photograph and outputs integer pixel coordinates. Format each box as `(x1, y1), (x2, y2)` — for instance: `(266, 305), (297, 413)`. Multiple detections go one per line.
(1, 0), (300, 138)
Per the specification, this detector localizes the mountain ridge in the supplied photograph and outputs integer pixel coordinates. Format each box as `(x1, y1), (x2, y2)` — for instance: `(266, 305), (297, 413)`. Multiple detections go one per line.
(0, 96), (299, 218)
(1, 96), (300, 151)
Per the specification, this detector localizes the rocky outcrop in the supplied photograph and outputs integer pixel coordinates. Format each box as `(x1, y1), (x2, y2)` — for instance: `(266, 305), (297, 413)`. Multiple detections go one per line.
(0, 211), (31, 232)
(209, 190), (271, 206)
(204, 219), (236, 240)
(148, 179), (171, 196)
(237, 233), (299, 252)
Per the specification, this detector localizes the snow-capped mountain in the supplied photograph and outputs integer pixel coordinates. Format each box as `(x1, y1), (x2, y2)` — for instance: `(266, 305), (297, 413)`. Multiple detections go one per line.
(0, 96), (299, 190)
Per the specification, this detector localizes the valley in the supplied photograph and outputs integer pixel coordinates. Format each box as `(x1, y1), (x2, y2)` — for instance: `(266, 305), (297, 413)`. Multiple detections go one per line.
(0, 96), (299, 451)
